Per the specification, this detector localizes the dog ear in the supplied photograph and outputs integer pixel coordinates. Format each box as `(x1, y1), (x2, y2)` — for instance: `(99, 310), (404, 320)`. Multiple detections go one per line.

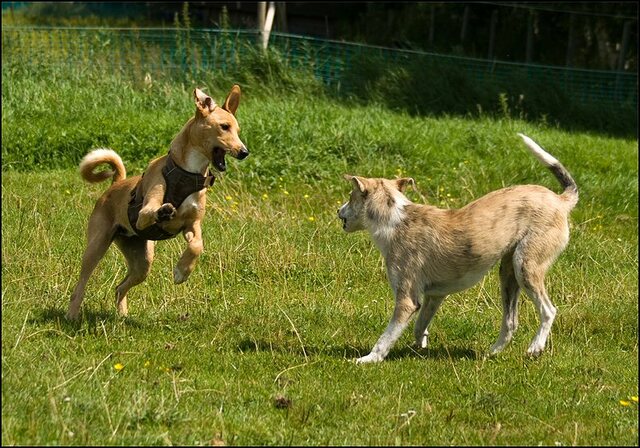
(396, 177), (415, 192)
(194, 88), (216, 116)
(344, 174), (367, 194)
(222, 84), (241, 115)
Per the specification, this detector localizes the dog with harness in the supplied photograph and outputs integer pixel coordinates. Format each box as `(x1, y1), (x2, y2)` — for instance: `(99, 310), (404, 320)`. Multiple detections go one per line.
(67, 85), (248, 320)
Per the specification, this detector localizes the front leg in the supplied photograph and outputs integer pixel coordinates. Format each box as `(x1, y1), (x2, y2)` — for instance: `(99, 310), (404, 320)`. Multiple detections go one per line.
(173, 221), (203, 284)
(136, 182), (172, 230)
(356, 295), (419, 364)
(413, 296), (446, 349)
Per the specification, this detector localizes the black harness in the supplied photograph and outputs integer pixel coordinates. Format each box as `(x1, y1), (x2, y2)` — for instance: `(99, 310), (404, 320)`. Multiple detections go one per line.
(127, 155), (215, 241)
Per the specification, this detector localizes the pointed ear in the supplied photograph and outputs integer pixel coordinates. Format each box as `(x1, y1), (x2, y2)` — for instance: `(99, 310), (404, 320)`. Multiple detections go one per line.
(396, 177), (415, 193)
(222, 84), (241, 115)
(194, 88), (216, 116)
(344, 174), (366, 193)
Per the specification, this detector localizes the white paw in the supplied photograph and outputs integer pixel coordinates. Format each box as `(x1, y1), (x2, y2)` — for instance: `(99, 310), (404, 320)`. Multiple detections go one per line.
(526, 344), (545, 357)
(488, 342), (505, 356)
(355, 353), (383, 364)
(173, 266), (189, 284)
(418, 334), (428, 349)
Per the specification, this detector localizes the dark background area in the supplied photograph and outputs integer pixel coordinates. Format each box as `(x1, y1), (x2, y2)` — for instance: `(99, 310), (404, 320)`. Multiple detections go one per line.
(6, 1), (637, 72)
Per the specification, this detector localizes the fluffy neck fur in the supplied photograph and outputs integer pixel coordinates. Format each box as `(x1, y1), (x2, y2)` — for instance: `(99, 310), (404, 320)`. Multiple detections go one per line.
(365, 188), (411, 256)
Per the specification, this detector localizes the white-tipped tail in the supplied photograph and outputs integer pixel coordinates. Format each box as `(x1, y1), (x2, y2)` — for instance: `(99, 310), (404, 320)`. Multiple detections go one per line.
(79, 148), (126, 183)
(517, 133), (559, 166)
(517, 133), (578, 209)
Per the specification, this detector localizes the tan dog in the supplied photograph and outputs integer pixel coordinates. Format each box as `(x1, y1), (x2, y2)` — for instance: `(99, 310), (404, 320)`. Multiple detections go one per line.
(67, 85), (248, 320)
(338, 134), (578, 363)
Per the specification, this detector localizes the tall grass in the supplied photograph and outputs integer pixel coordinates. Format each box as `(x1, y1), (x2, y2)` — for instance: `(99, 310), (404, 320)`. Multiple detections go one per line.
(2, 33), (638, 445)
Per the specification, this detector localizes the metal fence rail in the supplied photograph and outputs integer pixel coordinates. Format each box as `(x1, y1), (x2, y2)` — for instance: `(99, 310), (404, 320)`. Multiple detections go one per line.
(2, 26), (637, 108)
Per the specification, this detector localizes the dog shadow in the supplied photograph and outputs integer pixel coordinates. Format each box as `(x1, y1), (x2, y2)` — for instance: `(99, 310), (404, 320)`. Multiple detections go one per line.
(235, 337), (479, 361)
(32, 306), (146, 332)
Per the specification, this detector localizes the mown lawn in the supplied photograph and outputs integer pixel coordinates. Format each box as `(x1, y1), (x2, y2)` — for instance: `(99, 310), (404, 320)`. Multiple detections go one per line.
(2, 70), (638, 445)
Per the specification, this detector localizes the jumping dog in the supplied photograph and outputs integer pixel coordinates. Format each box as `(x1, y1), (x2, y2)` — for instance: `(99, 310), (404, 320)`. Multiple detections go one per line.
(67, 85), (248, 320)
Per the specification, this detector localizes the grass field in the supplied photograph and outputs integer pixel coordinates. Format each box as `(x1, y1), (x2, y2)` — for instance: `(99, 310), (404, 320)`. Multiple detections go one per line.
(2, 63), (638, 445)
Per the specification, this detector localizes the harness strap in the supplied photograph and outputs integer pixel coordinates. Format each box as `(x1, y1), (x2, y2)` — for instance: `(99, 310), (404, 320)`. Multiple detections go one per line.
(126, 154), (215, 241)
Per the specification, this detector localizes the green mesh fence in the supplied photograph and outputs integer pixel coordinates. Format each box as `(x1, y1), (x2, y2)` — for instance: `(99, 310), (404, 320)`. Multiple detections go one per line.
(2, 26), (637, 108)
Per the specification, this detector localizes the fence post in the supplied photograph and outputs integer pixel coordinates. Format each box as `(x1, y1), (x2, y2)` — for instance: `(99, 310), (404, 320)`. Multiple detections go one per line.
(617, 20), (632, 72)
(429, 4), (435, 47)
(525, 10), (534, 64)
(488, 10), (498, 60)
(565, 13), (575, 67)
(460, 5), (469, 45)
(276, 2), (288, 32)
(615, 21), (633, 101)
(257, 2), (266, 46)
(257, 2), (276, 50)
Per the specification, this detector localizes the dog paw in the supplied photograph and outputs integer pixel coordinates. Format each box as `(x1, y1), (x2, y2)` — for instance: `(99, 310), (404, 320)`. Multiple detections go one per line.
(488, 343), (504, 356)
(156, 203), (177, 222)
(416, 334), (429, 349)
(65, 310), (80, 321)
(526, 346), (545, 357)
(355, 353), (383, 364)
(173, 266), (189, 284)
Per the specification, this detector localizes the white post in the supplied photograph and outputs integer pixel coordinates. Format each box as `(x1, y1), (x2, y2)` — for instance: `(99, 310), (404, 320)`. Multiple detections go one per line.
(262, 2), (276, 50)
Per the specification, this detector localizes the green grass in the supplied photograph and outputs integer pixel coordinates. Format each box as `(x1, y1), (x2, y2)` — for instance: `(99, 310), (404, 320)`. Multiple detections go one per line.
(2, 64), (638, 445)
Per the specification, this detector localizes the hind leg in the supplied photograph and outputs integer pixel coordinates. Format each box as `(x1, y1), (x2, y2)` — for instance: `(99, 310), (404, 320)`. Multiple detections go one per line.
(489, 251), (521, 355)
(413, 296), (446, 348)
(513, 241), (561, 357)
(113, 235), (154, 316)
(173, 221), (203, 284)
(67, 211), (114, 320)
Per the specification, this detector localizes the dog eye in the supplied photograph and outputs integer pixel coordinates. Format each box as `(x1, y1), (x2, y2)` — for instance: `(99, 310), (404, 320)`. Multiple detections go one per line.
(220, 123), (230, 131)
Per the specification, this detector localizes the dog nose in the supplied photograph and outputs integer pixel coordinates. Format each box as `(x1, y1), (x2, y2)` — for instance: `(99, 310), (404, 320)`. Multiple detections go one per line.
(237, 147), (249, 160)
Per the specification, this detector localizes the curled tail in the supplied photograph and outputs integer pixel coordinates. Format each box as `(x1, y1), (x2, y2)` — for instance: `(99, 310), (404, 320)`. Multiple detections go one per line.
(79, 149), (126, 184)
(517, 133), (578, 209)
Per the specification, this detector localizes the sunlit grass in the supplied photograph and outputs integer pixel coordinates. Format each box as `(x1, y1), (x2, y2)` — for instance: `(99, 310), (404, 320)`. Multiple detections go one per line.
(1, 60), (638, 445)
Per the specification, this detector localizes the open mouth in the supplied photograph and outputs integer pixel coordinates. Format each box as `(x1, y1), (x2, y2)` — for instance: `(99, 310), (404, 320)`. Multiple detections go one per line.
(212, 147), (226, 172)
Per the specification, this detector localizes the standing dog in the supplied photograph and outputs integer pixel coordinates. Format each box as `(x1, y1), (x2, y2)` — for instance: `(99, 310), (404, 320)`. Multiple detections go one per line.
(338, 134), (578, 363)
(67, 85), (249, 320)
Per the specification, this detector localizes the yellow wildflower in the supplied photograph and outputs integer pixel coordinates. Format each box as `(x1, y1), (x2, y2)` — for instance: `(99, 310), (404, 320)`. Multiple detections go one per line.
(114, 363), (124, 372)
(631, 396), (638, 403)
(308, 216), (315, 222)
(620, 400), (631, 406)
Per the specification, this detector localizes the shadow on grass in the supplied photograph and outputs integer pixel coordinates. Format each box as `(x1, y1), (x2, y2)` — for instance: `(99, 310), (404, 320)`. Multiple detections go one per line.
(235, 337), (480, 361)
(31, 306), (147, 333)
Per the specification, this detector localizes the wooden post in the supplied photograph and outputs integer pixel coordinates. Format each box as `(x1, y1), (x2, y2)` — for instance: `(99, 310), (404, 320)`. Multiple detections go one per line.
(565, 13), (575, 67)
(276, 1), (288, 33)
(525, 11), (534, 64)
(429, 4), (435, 47)
(488, 10), (498, 59)
(615, 21), (633, 100)
(262, 2), (276, 50)
(460, 5), (469, 44)
(257, 2), (266, 46)
(617, 20), (632, 71)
